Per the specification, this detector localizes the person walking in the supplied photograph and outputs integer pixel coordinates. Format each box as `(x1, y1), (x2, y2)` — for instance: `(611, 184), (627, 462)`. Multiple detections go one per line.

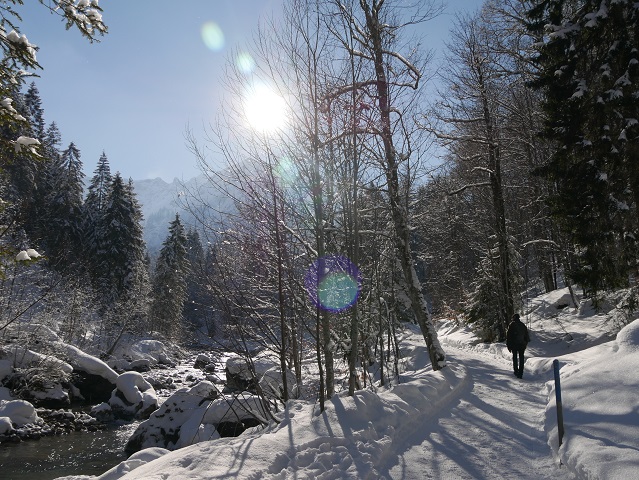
(506, 313), (530, 378)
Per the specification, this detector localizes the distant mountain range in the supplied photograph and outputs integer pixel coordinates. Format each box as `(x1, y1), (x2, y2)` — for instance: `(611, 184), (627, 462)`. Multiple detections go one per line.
(133, 175), (231, 254)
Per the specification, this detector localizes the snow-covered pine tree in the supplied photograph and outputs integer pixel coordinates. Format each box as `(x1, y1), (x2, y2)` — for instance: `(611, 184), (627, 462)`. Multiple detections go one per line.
(150, 214), (190, 340)
(184, 227), (208, 330)
(83, 151), (113, 281)
(96, 173), (148, 312)
(23, 83), (45, 141)
(85, 151), (112, 220)
(0, 1), (106, 277)
(528, 0), (639, 293)
(13, 86), (52, 241)
(2, 87), (44, 237)
(40, 142), (85, 271)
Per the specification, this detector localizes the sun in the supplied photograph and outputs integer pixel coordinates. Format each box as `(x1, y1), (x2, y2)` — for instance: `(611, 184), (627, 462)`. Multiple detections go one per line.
(243, 82), (287, 134)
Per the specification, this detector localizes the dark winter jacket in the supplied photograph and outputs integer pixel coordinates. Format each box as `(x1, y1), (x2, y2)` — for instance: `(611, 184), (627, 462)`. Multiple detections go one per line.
(506, 317), (530, 351)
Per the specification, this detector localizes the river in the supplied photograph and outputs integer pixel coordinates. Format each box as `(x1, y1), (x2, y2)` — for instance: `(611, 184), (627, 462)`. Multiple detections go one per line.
(0, 352), (229, 479)
(0, 420), (138, 480)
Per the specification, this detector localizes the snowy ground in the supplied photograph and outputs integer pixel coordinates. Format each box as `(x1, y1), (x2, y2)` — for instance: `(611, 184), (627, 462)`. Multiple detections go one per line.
(55, 287), (639, 480)
(385, 348), (565, 479)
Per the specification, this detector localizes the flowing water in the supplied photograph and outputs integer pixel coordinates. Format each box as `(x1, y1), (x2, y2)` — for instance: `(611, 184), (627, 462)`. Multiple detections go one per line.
(0, 421), (138, 480)
(0, 352), (229, 480)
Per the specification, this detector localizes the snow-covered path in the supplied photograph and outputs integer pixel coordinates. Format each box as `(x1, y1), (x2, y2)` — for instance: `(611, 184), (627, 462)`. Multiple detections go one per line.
(387, 346), (574, 479)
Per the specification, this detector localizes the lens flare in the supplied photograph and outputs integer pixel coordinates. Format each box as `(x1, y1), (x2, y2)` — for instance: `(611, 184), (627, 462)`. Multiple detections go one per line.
(237, 52), (255, 74)
(275, 156), (298, 187)
(201, 22), (225, 51)
(305, 255), (362, 313)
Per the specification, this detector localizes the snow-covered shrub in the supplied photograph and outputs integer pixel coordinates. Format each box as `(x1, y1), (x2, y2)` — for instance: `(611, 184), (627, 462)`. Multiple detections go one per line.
(596, 287), (639, 331)
(2, 348), (72, 407)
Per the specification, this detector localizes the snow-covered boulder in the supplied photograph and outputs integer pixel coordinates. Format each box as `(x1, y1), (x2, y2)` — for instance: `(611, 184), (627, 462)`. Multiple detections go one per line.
(130, 359), (151, 372)
(129, 340), (178, 367)
(0, 399), (40, 426)
(62, 344), (118, 383)
(194, 354), (210, 369)
(259, 366), (298, 400)
(31, 383), (69, 405)
(125, 381), (264, 454)
(0, 387), (13, 401)
(90, 402), (114, 423)
(125, 381), (219, 453)
(0, 416), (14, 434)
(108, 372), (158, 420)
(51, 344), (118, 405)
(225, 355), (278, 392)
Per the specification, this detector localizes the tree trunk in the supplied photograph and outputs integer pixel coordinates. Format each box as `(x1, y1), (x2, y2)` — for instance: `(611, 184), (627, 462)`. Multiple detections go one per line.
(361, 0), (446, 370)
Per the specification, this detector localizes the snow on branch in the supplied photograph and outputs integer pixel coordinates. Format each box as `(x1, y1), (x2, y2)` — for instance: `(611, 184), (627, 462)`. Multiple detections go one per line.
(11, 136), (41, 156)
(448, 182), (491, 196)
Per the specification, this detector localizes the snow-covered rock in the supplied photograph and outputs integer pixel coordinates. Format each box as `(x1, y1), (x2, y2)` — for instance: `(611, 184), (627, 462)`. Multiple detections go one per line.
(194, 354), (210, 369)
(129, 359), (151, 372)
(125, 380), (265, 454)
(129, 340), (178, 367)
(0, 387), (13, 401)
(108, 372), (158, 420)
(225, 355), (278, 392)
(90, 402), (114, 423)
(0, 416), (13, 434)
(62, 343), (118, 383)
(0, 399), (40, 426)
(259, 366), (298, 400)
(31, 383), (69, 405)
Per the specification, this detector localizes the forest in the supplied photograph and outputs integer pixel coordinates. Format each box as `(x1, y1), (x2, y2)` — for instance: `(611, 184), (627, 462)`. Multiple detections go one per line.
(1, 0), (638, 417)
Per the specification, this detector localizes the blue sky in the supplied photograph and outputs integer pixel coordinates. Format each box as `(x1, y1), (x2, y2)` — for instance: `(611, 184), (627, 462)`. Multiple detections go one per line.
(21, 0), (482, 182)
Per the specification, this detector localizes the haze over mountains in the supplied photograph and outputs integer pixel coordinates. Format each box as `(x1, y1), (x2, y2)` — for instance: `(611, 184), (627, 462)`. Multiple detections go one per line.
(133, 175), (227, 254)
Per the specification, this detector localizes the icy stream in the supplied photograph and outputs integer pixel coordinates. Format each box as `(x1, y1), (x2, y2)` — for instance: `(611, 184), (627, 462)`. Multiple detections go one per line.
(0, 420), (137, 479)
(0, 352), (228, 480)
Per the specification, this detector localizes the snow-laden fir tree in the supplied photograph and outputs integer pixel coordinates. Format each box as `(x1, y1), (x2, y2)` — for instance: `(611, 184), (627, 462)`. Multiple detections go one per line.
(184, 227), (209, 331)
(83, 151), (112, 280)
(85, 151), (112, 220)
(0, 2), (106, 277)
(150, 214), (190, 340)
(528, 0), (639, 293)
(40, 142), (85, 271)
(96, 173), (148, 311)
(23, 83), (45, 141)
